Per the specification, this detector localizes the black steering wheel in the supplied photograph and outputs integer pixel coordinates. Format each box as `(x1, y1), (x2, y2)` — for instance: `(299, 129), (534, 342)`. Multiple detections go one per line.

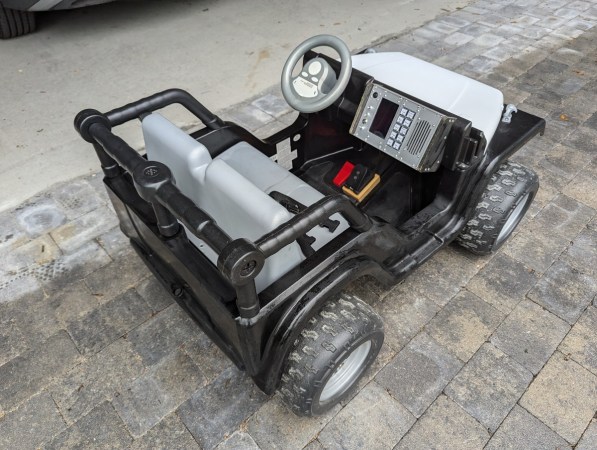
(281, 35), (352, 114)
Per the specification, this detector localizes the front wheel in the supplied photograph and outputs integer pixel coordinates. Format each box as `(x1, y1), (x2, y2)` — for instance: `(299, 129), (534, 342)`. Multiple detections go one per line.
(457, 161), (538, 255)
(279, 293), (384, 417)
(0, 6), (36, 39)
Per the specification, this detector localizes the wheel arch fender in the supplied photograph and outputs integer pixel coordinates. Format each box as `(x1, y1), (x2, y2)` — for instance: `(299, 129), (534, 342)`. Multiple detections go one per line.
(252, 256), (384, 394)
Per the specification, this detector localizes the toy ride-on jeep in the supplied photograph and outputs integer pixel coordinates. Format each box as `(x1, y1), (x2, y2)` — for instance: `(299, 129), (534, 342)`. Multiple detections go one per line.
(75, 35), (544, 416)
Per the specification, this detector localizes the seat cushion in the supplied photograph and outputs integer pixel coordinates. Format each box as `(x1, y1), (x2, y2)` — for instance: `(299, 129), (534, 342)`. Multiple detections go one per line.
(217, 142), (349, 251)
(143, 114), (347, 293)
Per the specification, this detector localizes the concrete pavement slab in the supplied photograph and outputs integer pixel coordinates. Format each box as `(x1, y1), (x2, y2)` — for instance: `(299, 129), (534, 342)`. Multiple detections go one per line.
(0, 0), (471, 211)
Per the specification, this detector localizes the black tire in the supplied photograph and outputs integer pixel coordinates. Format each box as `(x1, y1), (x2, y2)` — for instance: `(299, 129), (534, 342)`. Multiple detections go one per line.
(456, 160), (538, 255)
(0, 6), (36, 39)
(279, 293), (384, 417)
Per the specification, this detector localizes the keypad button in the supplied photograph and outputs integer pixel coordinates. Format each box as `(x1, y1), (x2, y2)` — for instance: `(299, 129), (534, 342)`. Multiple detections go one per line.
(390, 131), (397, 139)
(404, 119), (412, 127)
(399, 127), (408, 135)
(407, 111), (415, 119)
(397, 135), (404, 143)
(387, 139), (394, 146)
(396, 116), (404, 124)
(393, 124), (401, 131)
(393, 142), (401, 150)
(400, 108), (408, 116)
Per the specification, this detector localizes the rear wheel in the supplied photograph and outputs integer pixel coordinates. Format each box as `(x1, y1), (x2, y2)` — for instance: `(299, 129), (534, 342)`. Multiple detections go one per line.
(457, 161), (538, 255)
(0, 6), (36, 39)
(279, 293), (384, 416)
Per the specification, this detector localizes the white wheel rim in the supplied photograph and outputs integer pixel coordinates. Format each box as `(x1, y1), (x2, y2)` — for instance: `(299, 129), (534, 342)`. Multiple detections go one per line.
(496, 192), (530, 246)
(319, 340), (371, 403)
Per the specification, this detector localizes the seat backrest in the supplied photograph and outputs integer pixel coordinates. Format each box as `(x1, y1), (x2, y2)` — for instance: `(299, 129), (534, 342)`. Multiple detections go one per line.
(143, 113), (213, 187)
(142, 114), (304, 293)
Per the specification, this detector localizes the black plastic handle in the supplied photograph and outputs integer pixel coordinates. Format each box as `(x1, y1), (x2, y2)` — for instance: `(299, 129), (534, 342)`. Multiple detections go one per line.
(105, 88), (224, 129)
(256, 195), (372, 258)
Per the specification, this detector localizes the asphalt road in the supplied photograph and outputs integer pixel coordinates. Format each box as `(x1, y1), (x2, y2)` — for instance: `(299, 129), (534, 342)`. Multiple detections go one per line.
(0, 0), (470, 211)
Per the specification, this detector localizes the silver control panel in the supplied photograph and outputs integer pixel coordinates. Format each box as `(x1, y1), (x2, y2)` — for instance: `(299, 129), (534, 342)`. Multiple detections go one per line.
(350, 82), (454, 172)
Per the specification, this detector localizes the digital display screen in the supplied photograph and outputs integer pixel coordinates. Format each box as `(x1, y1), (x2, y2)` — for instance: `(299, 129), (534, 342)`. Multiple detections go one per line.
(369, 98), (399, 138)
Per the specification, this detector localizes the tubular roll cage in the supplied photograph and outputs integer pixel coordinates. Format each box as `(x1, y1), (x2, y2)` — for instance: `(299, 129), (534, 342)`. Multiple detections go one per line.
(74, 89), (372, 321)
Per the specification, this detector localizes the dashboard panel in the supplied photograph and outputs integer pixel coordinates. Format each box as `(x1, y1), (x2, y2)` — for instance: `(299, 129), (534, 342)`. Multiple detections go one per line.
(350, 81), (455, 172)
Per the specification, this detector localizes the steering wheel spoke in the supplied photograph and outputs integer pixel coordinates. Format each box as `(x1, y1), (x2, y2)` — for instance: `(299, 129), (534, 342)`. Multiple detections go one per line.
(281, 35), (352, 114)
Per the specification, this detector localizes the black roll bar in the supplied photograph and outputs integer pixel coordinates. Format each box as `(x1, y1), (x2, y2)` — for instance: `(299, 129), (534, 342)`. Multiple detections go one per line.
(105, 88), (225, 129)
(256, 195), (371, 257)
(74, 90), (372, 320)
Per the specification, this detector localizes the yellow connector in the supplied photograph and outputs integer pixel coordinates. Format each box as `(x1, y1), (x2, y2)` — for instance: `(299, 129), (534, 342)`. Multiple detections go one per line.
(342, 173), (381, 203)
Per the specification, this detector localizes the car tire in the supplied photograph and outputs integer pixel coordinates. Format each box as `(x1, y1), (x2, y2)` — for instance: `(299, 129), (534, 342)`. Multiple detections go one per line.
(0, 6), (36, 39)
(456, 160), (538, 255)
(279, 292), (384, 417)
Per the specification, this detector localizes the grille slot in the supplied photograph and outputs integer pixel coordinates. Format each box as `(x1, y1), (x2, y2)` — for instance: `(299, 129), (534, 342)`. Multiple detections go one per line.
(406, 120), (431, 156)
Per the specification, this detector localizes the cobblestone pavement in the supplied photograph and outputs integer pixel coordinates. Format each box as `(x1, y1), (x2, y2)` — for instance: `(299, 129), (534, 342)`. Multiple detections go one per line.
(1, 0), (597, 448)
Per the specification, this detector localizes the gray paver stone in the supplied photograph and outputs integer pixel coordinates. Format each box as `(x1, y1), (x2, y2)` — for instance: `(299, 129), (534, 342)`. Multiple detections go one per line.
(400, 247), (482, 307)
(214, 431), (259, 450)
(467, 253), (539, 313)
(567, 126), (597, 156)
(50, 179), (103, 221)
(520, 352), (597, 444)
(16, 197), (66, 238)
(425, 290), (504, 362)
(528, 194), (595, 240)
(318, 382), (415, 450)
(0, 212), (27, 251)
(485, 405), (572, 450)
(134, 276), (173, 314)
(48, 280), (100, 325)
(177, 366), (268, 450)
(225, 104), (274, 131)
(251, 93), (292, 118)
(540, 143), (589, 181)
(564, 171), (597, 211)
(181, 331), (235, 384)
(576, 419), (597, 450)
(0, 288), (61, 355)
(129, 413), (200, 450)
(113, 349), (205, 438)
(375, 288), (440, 351)
(84, 251), (150, 302)
(303, 439), (325, 450)
(37, 240), (112, 294)
(559, 306), (597, 376)
(528, 260), (597, 324)
(247, 396), (339, 450)
(44, 401), (132, 450)
(0, 320), (27, 367)
(51, 338), (145, 423)
(491, 299), (570, 374)
(96, 226), (131, 259)
(0, 330), (80, 411)
(127, 304), (198, 366)
(396, 395), (490, 450)
(51, 206), (118, 253)
(0, 393), (66, 450)
(502, 229), (566, 274)
(66, 288), (153, 355)
(445, 343), (533, 432)
(376, 332), (462, 417)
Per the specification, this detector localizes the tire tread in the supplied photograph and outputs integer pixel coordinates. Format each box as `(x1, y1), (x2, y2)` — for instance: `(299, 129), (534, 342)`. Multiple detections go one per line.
(279, 293), (383, 416)
(0, 6), (36, 39)
(456, 161), (538, 254)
